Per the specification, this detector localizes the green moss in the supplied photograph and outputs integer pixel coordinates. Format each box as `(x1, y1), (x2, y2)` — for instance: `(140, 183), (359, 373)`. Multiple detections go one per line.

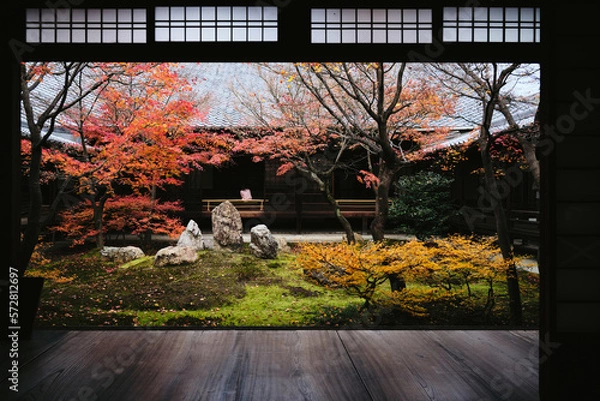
(34, 244), (539, 328)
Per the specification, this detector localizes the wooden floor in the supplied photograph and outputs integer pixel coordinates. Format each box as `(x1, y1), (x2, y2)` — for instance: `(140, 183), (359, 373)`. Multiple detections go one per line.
(1, 330), (539, 401)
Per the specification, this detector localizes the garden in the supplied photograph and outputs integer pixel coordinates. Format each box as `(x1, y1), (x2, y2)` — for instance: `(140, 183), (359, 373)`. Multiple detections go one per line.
(18, 62), (540, 330)
(27, 234), (539, 329)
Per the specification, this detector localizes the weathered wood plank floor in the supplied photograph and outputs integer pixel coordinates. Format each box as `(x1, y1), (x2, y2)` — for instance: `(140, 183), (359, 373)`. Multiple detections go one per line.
(1, 330), (538, 401)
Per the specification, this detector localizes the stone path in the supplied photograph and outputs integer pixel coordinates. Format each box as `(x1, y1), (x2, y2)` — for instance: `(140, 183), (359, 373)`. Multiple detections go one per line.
(206, 231), (415, 245)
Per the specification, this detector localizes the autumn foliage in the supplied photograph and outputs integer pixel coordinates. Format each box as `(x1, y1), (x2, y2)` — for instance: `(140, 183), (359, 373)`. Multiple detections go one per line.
(52, 63), (219, 193)
(31, 63), (233, 248)
(297, 235), (528, 320)
(232, 63), (456, 245)
(52, 195), (184, 246)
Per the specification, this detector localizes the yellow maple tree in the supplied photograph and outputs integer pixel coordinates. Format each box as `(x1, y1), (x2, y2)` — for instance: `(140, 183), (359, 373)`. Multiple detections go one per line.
(296, 235), (529, 318)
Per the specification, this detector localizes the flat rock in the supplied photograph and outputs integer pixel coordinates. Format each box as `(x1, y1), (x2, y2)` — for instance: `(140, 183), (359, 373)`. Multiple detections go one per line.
(154, 246), (198, 267)
(100, 246), (145, 264)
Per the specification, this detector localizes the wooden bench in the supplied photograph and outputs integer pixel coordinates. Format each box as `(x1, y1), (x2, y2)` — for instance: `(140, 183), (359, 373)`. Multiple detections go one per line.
(201, 199), (267, 218)
(197, 198), (380, 233)
(337, 199), (380, 213)
(294, 199), (381, 233)
(450, 208), (539, 255)
(509, 209), (540, 255)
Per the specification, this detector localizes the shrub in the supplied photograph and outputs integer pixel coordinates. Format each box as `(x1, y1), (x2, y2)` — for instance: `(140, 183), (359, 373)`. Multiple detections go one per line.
(296, 235), (524, 322)
(390, 171), (456, 239)
(296, 240), (435, 308)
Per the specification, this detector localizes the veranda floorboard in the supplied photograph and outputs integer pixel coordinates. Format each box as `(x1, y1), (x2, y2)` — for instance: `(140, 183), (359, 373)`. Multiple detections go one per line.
(1, 330), (71, 374)
(339, 330), (539, 401)
(0, 330), (539, 401)
(425, 330), (539, 400)
(232, 331), (373, 401)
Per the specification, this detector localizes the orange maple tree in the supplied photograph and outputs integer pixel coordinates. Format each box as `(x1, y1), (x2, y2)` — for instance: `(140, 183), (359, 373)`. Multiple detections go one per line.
(286, 63), (453, 249)
(45, 63), (233, 247)
(20, 62), (126, 273)
(233, 64), (362, 242)
(52, 195), (184, 246)
(234, 63), (454, 250)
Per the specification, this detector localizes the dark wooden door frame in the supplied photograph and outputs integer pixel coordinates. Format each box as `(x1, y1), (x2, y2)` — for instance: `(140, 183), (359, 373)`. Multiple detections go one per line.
(9, 2), (592, 400)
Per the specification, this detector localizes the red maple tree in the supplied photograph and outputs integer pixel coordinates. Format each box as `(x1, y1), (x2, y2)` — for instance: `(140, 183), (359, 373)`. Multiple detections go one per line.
(234, 63), (453, 254)
(45, 63), (233, 247)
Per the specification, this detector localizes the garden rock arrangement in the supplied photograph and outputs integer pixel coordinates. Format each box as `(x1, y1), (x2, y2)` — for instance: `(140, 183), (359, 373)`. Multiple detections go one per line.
(211, 201), (243, 251)
(249, 224), (279, 259)
(154, 246), (198, 267)
(177, 219), (204, 250)
(100, 246), (145, 264)
(151, 220), (204, 267)
(275, 237), (291, 253)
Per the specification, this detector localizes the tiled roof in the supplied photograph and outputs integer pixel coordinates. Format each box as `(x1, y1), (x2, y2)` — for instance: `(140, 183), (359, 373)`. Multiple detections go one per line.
(21, 63), (99, 146)
(425, 94), (538, 151)
(187, 63), (538, 145)
(24, 63), (539, 150)
(187, 63), (270, 128)
(21, 123), (81, 146)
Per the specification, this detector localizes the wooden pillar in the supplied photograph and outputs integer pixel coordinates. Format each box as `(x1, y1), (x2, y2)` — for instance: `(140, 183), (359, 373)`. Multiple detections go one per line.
(541, 3), (600, 400)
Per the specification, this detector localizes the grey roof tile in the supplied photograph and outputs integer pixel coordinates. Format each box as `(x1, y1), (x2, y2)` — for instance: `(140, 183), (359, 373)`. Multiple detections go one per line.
(25, 62), (539, 150)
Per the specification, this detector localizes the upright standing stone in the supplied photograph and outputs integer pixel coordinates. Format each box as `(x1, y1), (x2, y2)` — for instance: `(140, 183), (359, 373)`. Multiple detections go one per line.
(250, 224), (278, 259)
(211, 201), (243, 251)
(177, 219), (204, 251)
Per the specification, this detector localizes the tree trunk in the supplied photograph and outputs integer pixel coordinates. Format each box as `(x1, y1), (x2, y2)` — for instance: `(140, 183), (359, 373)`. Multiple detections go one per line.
(324, 188), (355, 244)
(93, 194), (109, 249)
(306, 171), (355, 244)
(519, 137), (541, 190)
(142, 184), (158, 246)
(19, 146), (43, 276)
(94, 201), (105, 249)
(483, 167), (522, 325)
(370, 162), (395, 241)
(371, 162), (406, 292)
(44, 176), (72, 227)
(480, 108), (523, 326)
